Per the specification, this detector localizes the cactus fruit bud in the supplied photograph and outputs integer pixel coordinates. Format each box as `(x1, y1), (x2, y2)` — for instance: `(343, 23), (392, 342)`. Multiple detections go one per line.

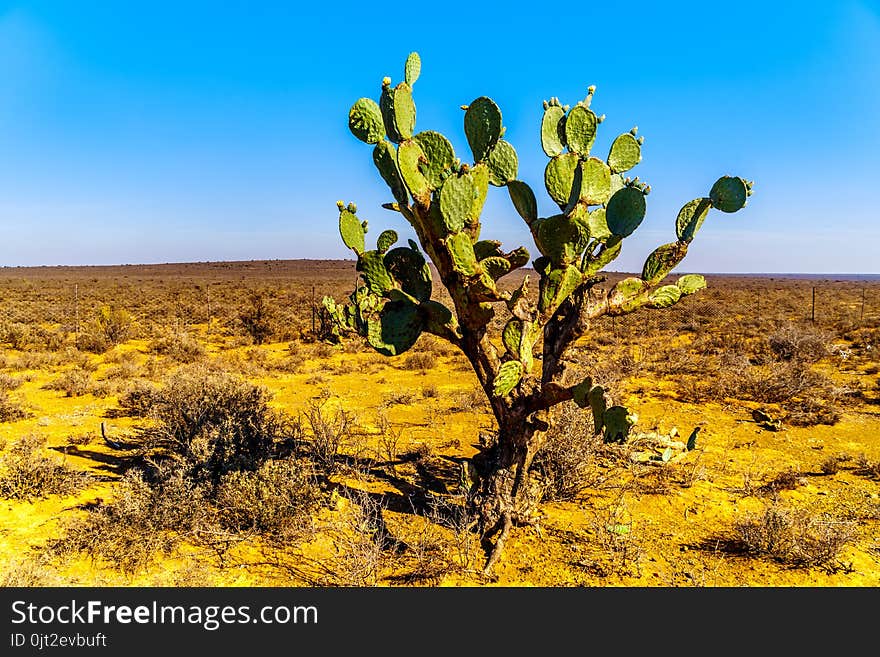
(543, 100), (549, 110)
(336, 200), (345, 210)
(461, 104), (469, 110)
(382, 76), (391, 87)
(630, 126), (638, 135)
(588, 84), (596, 94)
(598, 114), (606, 123)
(637, 136), (644, 145)
(348, 202), (357, 213)
(361, 220), (368, 230)
(563, 104), (570, 111)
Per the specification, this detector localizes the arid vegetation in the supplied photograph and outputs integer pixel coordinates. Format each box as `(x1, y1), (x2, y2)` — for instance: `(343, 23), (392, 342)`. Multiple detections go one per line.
(0, 260), (878, 586)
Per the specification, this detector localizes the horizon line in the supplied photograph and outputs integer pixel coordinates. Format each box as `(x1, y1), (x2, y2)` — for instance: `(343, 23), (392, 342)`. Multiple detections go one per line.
(0, 259), (877, 278)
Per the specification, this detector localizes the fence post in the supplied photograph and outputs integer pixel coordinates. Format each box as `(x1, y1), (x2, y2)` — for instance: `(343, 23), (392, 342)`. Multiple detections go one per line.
(311, 285), (316, 336)
(74, 283), (80, 346)
(860, 287), (866, 323)
(811, 286), (816, 324)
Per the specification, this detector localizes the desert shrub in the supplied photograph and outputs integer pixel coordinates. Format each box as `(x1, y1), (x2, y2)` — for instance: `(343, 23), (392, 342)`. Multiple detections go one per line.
(44, 368), (104, 397)
(400, 351), (436, 371)
(532, 404), (602, 501)
(300, 400), (353, 476)
(731, 504), (857, 570)
(75, 330), (109, 354)
(0, 373), (23, 391)
(0, 390), (30, 422)
(96, 305), (132, 346)
(116, 380), (158, 417)
(142, 366), (287, 480)
(0, 435), (92, 500)
(768, 323), (831, 362)
(53, 465), (212, 573)
(239, 291), (275, 345)
(149, 331), (205, 363)
(216, 458), (320, 536)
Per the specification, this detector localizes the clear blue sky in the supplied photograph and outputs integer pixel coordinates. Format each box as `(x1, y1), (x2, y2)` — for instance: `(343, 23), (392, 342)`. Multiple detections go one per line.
(0, 1), (877, 272)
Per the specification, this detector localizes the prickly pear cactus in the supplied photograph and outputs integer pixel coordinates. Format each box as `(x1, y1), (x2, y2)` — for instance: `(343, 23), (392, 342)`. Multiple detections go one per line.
(324, 52), (752, 573)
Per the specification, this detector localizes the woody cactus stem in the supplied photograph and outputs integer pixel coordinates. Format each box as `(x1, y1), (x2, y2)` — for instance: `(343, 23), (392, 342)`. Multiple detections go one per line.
(324, 52), (753, 574)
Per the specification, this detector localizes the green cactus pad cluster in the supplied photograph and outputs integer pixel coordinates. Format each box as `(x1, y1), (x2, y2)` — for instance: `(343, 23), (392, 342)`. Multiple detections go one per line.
(328, 51), (753, 456)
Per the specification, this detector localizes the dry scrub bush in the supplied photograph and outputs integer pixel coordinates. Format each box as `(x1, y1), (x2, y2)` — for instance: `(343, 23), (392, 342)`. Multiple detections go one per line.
(44, 368), (108, 397)
(768, 323), (832, 363)
(300, 399), (354, 476)
(0, 435), (92, 500)
(148, 331), (206, 363)
(216, 458), (320, 537)
(400, 351), (436, 371)
(53, 465), (213, 574)
(532, 404), (603, 502)
(239, 291), (276, 345)
(731, 503), (857, 571)
(140, 366), (289, 481)
(0, 390), (29, 422)
(115, 380), (159, 417)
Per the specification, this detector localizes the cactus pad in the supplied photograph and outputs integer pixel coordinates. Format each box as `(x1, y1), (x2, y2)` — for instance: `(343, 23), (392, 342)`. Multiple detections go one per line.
(535, 214), (588, 266)
(482, 256), (511, 280)
(339, 208), (366, 255)
(380, 83), (402, 143)
(385, 246), (432, 302)
(392, 83), (416, 141)
(565, 105), (598, 155)
(469, 163), (490, 227)
(376, 230), (398, 254)
(473, 239), (503, 261)
(544, 152), (579, 209)
(641, 242), (688, 284)
(587, 208), (612, 241)
(502, 319), (524, 358)
(541, 104), (566, 157)
(446, 231), (479, 276)
(349, 98), (385, 144)
(647, 284), (682, 308)
(464, 96), (503, 162)
(507, 180), (538, 224)
(367, 299), (422, 356)
(439, 172), (478, 233)
(709, 176), (749, 213)
(588, 385), (606, 435)
(579, 157), (612, 206)
(372, 141), (409, 206)
(676, 274), (707, 295)
(571, 376), (593, 409)
(405, 52), (421, 86)
(539, 264), (583, 314)
(675, 197), (712, 242)
(603, 405), (634, 443)
(357, 251), (395, 295)
(493, 360), (523, 397)
(397, 139), (431, 206)
(487, 139), (519, 186)
(605, 186), (647, 237)
(413, 131), (455, 190)
(607, 133), (641, 173)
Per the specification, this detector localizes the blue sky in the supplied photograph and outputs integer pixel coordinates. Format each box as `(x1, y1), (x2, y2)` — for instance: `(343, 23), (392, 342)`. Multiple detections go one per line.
(0, 1), (877, 272)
